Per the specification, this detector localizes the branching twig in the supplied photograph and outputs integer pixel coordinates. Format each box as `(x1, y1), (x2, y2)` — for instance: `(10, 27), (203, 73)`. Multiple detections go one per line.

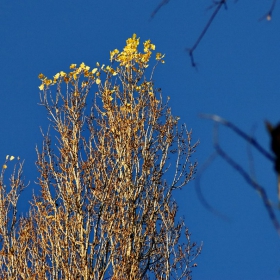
(151, 0), (277, 66)
(151, 0), (227, 67)
(201, 114), (280, 236)
(187, 0), (227, 67)
(201, 114), (274, 162)
(215, 141), (280, 236)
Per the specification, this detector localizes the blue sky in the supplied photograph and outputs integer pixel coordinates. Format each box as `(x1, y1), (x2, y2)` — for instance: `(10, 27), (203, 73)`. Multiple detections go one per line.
(1, 1), (280, 279)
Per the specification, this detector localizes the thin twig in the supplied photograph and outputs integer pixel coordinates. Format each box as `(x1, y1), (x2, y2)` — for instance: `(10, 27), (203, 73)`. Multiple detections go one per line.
(259, 0), (277, 21)
(187, 0), (227, 67)
(151, 0), (277, 66)
(201, 114), (275, 162)
(215, 142), (280, 236)
(195, 151), (231, 221)
(246, 125), (258, 183)
(204, 115), (280, 236)
(150, 0), (170, 19)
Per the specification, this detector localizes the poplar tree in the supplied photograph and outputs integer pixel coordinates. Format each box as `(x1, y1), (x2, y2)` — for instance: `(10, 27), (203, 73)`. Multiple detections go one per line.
(0, 34), (200, 279)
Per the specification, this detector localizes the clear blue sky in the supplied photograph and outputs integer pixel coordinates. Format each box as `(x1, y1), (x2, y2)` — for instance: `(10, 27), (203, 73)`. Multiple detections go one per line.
(1, 1), (280, 279)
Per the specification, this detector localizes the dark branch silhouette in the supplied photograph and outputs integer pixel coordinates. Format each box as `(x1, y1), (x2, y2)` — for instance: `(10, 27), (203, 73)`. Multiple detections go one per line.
(201, 114), (274, 162)
(199, 114), (280, 236)
(214, 137), (280, 236)
(151, 0), (278, 66)
(150, 0), (170, 19)
(187, 0), (227, 67)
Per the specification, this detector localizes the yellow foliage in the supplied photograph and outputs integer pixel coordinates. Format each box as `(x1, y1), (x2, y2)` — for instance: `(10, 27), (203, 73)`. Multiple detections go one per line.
(53, 73), (60, 80)
(38, 73), (45, 80)
(110, 49), (119, 62)
(38, 34), (163, 94)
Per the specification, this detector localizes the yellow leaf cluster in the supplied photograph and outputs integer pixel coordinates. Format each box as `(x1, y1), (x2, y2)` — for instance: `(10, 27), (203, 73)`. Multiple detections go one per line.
(5, 155), (17, 161)
(156, 52), (165, 63)
(38, 34), (165, 93)
(143, 39), (155, 52)
(2, 155), (17, 170)
(112, 34), (160, 67)
(38, 62), (101, 90)
(110, 49), (119, 62)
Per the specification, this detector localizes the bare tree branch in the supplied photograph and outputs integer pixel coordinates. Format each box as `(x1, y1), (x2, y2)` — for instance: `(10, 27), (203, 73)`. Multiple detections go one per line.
(201, 114), (274, 162)
(150, 0), (170, 19)
(215, 140), (280, 236)
(187, 0), (227, 67)
(202, 114), (280, 236)
(195, 151), (231, 221)
(151, 0), (278, 66)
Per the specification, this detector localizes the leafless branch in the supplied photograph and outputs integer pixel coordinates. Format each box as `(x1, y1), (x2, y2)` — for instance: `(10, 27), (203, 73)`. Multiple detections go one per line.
(195, 151), (231, 221)
(187, 0), (227, 67)
(150, 0), (170, 19)
(201, 114), (280, 236)
(201, 114), (274, 162)
(215, 140), (280, 236)
(151, 0), (277, 67)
